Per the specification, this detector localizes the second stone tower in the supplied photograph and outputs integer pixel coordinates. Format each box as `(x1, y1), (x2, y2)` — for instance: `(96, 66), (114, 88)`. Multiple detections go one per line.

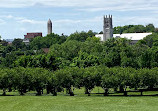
(103, 15), (113, 41)
(47, 19), (52, 34)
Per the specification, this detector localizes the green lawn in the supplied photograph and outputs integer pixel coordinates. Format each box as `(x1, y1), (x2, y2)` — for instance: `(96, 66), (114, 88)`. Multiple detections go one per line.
(0, 96), (158, 111)
(0, 88), (158, 111)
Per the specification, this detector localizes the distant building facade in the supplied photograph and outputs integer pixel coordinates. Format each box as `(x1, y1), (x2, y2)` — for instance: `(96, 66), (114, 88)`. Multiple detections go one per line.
(96, 15), (152, 44)
(47, 19), (52, 34)
(23, 32), (42, 45)
(96, 33), (152, 44)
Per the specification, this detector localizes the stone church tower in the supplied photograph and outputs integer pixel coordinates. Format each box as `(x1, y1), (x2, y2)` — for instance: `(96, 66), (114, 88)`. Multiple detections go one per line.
(103, 15), (113, 41)
(47, 19), (52, 34)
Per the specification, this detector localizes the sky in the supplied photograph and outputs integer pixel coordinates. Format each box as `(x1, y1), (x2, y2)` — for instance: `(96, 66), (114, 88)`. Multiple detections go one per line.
(0, 0), (158, 39)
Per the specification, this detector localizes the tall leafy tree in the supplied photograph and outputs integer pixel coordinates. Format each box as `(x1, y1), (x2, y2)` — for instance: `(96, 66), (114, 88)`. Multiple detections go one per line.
(30, 33), (66, 50)
(12, 38), (25, 50)
(67, 30), (97, 42)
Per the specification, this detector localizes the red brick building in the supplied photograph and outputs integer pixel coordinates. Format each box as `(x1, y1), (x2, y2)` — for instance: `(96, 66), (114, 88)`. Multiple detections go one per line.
(24, 32), (42, 39)
(23, 32), (42, 45)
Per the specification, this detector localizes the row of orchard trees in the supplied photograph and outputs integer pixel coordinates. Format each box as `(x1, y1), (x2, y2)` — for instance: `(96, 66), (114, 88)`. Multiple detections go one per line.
(0, 66), (158, 96)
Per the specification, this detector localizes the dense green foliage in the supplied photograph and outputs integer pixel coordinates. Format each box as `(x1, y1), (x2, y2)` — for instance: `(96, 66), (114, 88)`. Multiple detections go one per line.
(1, 30), (158, 69)
(113, 24), (155, 34)
(30, 33), (67, 50)
(0, 27), (158, 96)
(67, 30), (97, 42)
(0, 67), (158, 96)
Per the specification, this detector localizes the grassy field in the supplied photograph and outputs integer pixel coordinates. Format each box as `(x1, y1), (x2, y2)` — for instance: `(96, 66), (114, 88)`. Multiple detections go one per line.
(0, 96), (158, 111)
(0, 87), (158, 111)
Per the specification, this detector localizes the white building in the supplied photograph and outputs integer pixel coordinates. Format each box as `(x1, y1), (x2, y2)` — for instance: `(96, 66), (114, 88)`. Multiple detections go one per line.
(95, 33), (152, 44)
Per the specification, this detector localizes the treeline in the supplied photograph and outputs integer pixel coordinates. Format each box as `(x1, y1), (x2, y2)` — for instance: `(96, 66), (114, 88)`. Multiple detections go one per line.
(0, 66), (158, 96)
(1, 31), (158, 69)
(5, 33), (158, 70)
(0, 26), (158, 96)
(0, 31), (97, 68)
(113, 24), (156, 34)
(0, 31), (158, 70)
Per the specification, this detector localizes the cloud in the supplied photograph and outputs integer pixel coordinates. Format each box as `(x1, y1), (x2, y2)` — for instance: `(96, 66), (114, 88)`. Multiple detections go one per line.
(113, 16), (158, 27)
(78, 0), (158, 12)
(0, 19), (6, 25)
(19, 28), (26, 32)
(54, 16), (102, 24)
(54, 19), (81, 24)
(0, 15), (13, 19)
(17, 18), (45, 24)
(52, 16), (103, 34)
(0, 14), (46, 25)
(0, 0), (102, 8)
(0, 0), (158, 12)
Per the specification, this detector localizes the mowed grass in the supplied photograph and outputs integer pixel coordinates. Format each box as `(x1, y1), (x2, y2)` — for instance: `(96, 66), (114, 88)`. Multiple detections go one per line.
(0, 96), (158, 111)
(0, 87), (158, 111)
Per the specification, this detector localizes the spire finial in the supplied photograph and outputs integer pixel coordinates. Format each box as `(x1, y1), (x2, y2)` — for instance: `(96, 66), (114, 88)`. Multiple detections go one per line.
(48, 19), (52, 23)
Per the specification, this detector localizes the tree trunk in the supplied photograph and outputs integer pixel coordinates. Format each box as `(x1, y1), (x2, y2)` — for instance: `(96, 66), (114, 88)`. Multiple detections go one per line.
(8, 87), (12, 92)
(46, 87), (50, 94)
(119, 86), (124, 92)
(114, 87), (117, 92)
(20, 90), (24, 95)
(66, 88), (69, 94)
(69, 88), (74, 96)
(2, 88), (6, 96)
(98, 87), (99, 93)
(124, 86), (127, 96)
(36, 88), (42, 96)
(149, 86), (154, 90)
(53, 90), (57, 96)
(140, 91), (143, 96)
(52, 87), (57, 96)
(85, 88), (90, 94)
(23, 88), (27, 93)
(104, 88), (108, 96)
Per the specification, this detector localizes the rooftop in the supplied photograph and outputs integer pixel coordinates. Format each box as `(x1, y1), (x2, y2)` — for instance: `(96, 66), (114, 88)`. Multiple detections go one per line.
(95, 33), (152, 41)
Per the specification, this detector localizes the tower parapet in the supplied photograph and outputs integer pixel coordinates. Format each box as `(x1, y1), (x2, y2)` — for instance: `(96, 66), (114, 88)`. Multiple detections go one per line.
(103, 15), (113, 41)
